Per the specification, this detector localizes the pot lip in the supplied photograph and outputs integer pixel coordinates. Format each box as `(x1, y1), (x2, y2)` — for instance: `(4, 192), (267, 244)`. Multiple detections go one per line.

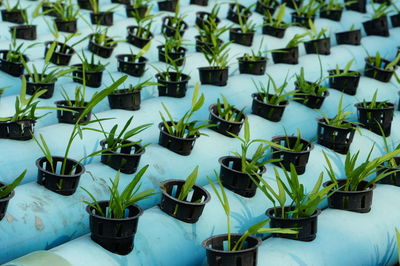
(86, 200), (143, 221)
(271, 135), (314, 153)
(54, 100), (88, 109)
(158, 122), (199, 141)
(90, 11), (113, 15)
(354, 101), (394, 111)
(45, 41), (75, 55)
(0, 49), (29, 62)
(155, 72), (191, 83)
(198, 66), (229, 71)
(321, 7), (343, 12)
(159, 179), (211, 205)
(364, 57), (396, 73)
(251, 93), (289, 106)
(272, 46), (298, 52)
(100, 139), (145, 156)
(327, 69), (361, 77)
(335, 29), (361, 35)
(218, 155), (267, 175)
(71, 64), (104, 74)
(209, 104), (246, 125)
(291, 12), (316, 19)
(0, 186), (15, 202)
(110, 88), (141, 95)
(24, 74), (57, 85)
(202, 233), (262, 253)
(228, 2), (252, 15)
(35, 156), (86, 178)
(323, 179), (376, 193)
(363, 15), (387, 23)
(237, 56), (267, 63)
(266, 207), (321, 220)
(54, 18), (77, 23)
(116, 54), (148, 63)
(127, 25), (154, 40)
(304, 37), (331, 43)
(317, 118), (357, 130)
(9, 24), (37, 29)
(230, 27), (256, 35)
(195, 35), (223, 45)
(0, 118), (36, 124)
(196, 11), (221, 22)
(162, 16), (189, 29)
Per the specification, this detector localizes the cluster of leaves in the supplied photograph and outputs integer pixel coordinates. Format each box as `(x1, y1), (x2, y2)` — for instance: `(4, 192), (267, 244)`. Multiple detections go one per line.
(293, 0), (323, 17)
(253, 74), (296, 105)
(359, 90), (391, 109)
(78, 52), (107, 72)
(264, 4), (288, 28)
(91, 28), (120, 48)
(370, 2), (392, 19)
(369, 52), (400, 71)
(53, 0), (80, 21)
(295, 67), (327, 96)
(285, 32), (308, 48)
(130, 8), (156, 38)
(307, 20), (328, 40)
(321, 96), (358, 130)
(283, 130), (307, 152)
(160, 83), (210, 138)
(215, 95), (244, 122)
(0, 170), (27, 198)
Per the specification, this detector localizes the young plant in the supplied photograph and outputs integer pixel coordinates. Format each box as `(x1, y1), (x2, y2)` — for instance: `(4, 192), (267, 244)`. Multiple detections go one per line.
(283, 129), (307, 152)
(323, 0), (344, 11)
(236, 3), (256, 33)
(307, 20), (328, 40)
(264, 4), (288, 28)
(320, 96), (358, 130)
(370, 2), (391, 19)
(130, 9), (156, 39)
(53, 0), (80, 21)
(359, 90), (391, 109)
(295, 67), (327, 96)
(251, 164), (335, 218)
(89, 0), (118, 14)
(323, 147), (400, 191)
(3, 0), (24, 12)
(207, 172), (296, 251)
(33, 75), (128, 175)
(293, 0), (323, 18)
(90, 28), (121, 48)
(0, 170), (27, 198)
(159, 83), (210, 138)
(285, 32), (308, 48)
(253, 74), (296, 105)
(97, 116), (152, 153)
(60, 85), (86, 108)
(368, 52), (400, 71)
(215, 95), (244, 122)
(202, 37), (231, 68)
(82, 165), (155, 219)
(5, 31), (37, 63)
(197, 19), (230, 46)
(77, 52), (107, 72)
(331, 59), (359, 77)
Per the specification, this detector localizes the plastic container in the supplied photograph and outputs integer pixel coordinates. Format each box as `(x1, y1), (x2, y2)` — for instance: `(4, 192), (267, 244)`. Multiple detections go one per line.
(208, 104), (246, 137)
(345, 0), (366, 13)
(291, 13), (315, 28)
(262, 24), (286, 38)
(88, 34), (117, 59)
(158, 0), (178, 11)
(156, 72), (190, 98)
(0, 119), (35, 141)
(238, 57), (267, 75)
(355, 102), (394, 136)
(55, 19), (77, 33)
(36, 156), (85, 196)
(324, 180), (375, 213)
(195, 11), (220, 30)
(9, 25), (36, 40)
(317, 119), (356, 154)
(25, 75), (56, 99)
(190, 0), (208, 6)
(100, 141), (144, 174)
(335, 29), (361, 45)
(116, 54), (147, 77)
(87, 201), (143, 255)
(126, 6), (148, 18)
(0, 182), (15, 221)
(328, 70), (360, 95)
(126, 26), (153, 49)
(226, 3), (252, 24)
(0, 50), (28, 77)
(271, 47), (298, 65)
(108, 89), (141, 110)
(362, 16), (389, 37)
(72, 64), (104, 88)
(229, 28), (255, 47)
(319, 9), (342, 21)
(219, 156), (266, 198)
(198, 67), (229, 86)
(44, 41), (75, 66)
(55, 100), (91, 124)
(158, 122), (199, 156)
(251, 93), (288, 122)
(90, 12), (113, 26)
(158, 45), (186, 66)
(195, 36), (223, 54)
(377, 158), (400, 186)
(159, 179), (211, 223)
(304, 38), (331, 55)
(271, 136), (314, 175)
(161, 16), (188, 37)
(1, 9), (25, 24)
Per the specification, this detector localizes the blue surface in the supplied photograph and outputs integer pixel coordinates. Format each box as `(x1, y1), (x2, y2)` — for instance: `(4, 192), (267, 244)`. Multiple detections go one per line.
(1, 0), (400, 265)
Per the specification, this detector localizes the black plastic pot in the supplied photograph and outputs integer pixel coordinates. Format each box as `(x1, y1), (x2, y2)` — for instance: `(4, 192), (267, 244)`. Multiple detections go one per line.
(304, 38), (331, 55)
(55, 19), (77, 33)
(108, 89), (141, 111)
(36, 156), (85, 196)
(44, 41), (75, 66)
(72, 64), (104, 88)
(100, 140), (144, 174)
(317, 118), (356, 154)
(251, 93), (288, 122)
(272, 47), (299, 65)
(219, 156), (266, 198)
(158, 122), (199, 156)
(25, 75), (56, 99)
(127, 26), (153, 49)
(209, 104), (246, 137)
(0, 50), (28, 77)
(377, 157), (400, 186)
(190, 0), (208, 5)
(282, 0), (303, 9)
(227, 3), (252, 24)
(77, 0), (96, 10)
(159, 179), (211, 223)
(362, 16), (389, 37)
(262, 23), (286, 38)
(88, 34), (117, 59)
(90, 12), (113, 26)
(0, 182), (14, 221)
(158, 0), (178, 12)
(195, 36), (223, 54)
(238, 57), (267, 75)
(202, 234), (261, 266)
(364, 57), (395, 83)
(291, 13), (315, 28)
(161, 16), (188, 37)
(1, 9), (26, 24)
(320, 9), (343, 21)
(229, 28), (255, 47)
(156, 72), (190, 98)
(158, 45), (186, 66)
(0, 119), (35, 141)
(335, 29), (361, 45)
(87, 201), (143, 255)
(345, 0), (366, 13)
(355, 102), (394, 136)
(126, 6), (148, 18)
(271, 136), (314, 175)
(195, 12), (220, 30)
(256, 0), (278, 15)
(266, 207), (321, 241)
(294, 82), (329, 109)
(116, 54), (147, 77)
(112, 0), (130, 4)
(391, 13), (400, 27)
(328, 69), (360, 95)
(9, 25), (37, 40)
(55, 100), (91, 124)
(198, 67), (229, 86)
(324, 180), (375, 213)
